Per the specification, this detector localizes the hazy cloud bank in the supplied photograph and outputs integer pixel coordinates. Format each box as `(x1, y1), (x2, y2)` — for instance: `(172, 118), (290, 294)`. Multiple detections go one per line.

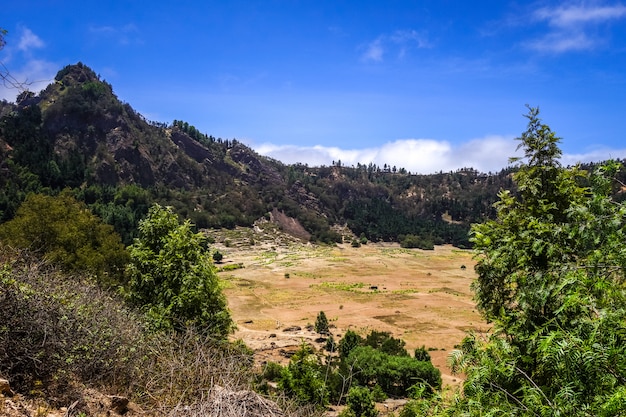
(256, 137), (626, 174)
(527, 3), (626, 53)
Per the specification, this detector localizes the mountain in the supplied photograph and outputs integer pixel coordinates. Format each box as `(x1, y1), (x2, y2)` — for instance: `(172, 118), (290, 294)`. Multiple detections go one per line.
(0, 62), (519, 247)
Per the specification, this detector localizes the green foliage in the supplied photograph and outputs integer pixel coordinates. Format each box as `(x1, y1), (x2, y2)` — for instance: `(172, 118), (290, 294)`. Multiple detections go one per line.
(0, 159), (43, 222)
(325, 334), (337, 352)
(339, 329), (363, 359)
(346, 346), (442, 398)
(261, 361), (284, 381)
(212, 249), (224, 263)
(315, 310), (330, 335)
(414, 346), (431, 362)
(278, 343), (329, 407)
(400, 234), (434, 250)
(0, 193), (128, 284)
(268, 328), (440, 408)
(125, 204), (233, 336)
(364, 330), (408, 357)
(448, 107), (626, 415)
(342, 385), (379, 417)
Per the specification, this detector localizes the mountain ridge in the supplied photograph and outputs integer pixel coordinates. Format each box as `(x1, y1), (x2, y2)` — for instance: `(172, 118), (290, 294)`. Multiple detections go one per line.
(0, 62), (528, 246)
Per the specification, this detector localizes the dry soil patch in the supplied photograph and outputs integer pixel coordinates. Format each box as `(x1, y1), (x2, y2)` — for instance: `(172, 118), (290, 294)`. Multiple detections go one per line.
(218, 241), (486, 386)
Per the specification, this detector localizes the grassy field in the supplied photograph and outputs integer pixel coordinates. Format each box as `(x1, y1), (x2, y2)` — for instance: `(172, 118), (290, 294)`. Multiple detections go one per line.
(214, 228), (486, 386)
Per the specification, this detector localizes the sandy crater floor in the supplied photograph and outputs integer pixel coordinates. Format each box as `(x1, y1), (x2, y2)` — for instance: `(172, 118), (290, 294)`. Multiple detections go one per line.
(218, 241), (487, 386)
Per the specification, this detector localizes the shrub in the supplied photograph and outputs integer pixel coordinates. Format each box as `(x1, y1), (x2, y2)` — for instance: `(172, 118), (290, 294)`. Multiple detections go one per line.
(364, 330), (408, 356)
(325, 335), (337, 352)
(0, 250), (146, 404)
(0, 193), (128, 285)
(342, 386), (378, 417)
(278, 343), (329, 407)
(414, 346), (431, 362)
(315, 311), (330, 336)
(338, 330), (363, 359)
(346, 346), (441, 397)
(400, 234), (434, 250)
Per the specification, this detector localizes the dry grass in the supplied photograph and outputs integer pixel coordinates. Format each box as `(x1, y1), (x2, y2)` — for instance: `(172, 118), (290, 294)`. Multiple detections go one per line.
(214, 234), (486, 387)
(0, 246), (316, 417)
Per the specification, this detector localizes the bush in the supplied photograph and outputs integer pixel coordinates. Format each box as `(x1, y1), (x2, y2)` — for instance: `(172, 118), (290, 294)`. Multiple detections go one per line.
(338, 330), (363, 359)
(346, 346), (441, 397)
(342, 386), (378, 417)
(400, 234), (434, 250)
(278, 343), (329, 407)
(364, 330), (408, 356)
(315, 311), (330, 336)
(325, 335), (337, 352)
(414, 346), (431, 362)
(0, 250), (146, 404)
(261, 361), (284, 381)
(0, 193), (128, 285)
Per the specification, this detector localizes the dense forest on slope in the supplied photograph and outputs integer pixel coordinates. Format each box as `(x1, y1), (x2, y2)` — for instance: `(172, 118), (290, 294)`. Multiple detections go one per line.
(0, 62), (524, 247)
(1, 63), (625, 247)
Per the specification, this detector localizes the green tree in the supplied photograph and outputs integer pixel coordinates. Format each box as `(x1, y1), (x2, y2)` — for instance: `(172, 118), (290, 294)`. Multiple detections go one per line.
(339, 330), (363, 359)
(414, 346), (431, 362)
(315, 310), (330, 336)
(278, 342), (329, 407)
(448, 107), (626, 415)
(0, 193), (128, 284)
(347, 346), (441, 397)
(125, 204), (233, 337)
(341, 385), (378, 417)
(212, 249), (223, 263)
(364, 330), (408, 356)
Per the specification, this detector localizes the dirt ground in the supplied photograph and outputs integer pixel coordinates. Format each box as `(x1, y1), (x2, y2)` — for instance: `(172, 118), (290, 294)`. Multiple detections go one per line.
(217, 238), (488, 387)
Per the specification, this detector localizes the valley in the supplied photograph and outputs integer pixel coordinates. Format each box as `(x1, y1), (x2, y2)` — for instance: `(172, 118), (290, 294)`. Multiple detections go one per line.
(214, 227), (487, 387)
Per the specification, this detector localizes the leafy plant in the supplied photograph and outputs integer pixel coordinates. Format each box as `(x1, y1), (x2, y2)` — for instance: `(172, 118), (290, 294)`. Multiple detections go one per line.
(0, 193), (128, 285)
(340, 385), (378, 417)
(315, 311), (330, 336)
(448, 107), (626, 415)
(278, 343), (329, 407)
(125, 204), (233, 336)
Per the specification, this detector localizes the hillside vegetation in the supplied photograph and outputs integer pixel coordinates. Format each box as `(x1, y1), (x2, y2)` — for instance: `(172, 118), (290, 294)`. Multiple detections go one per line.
(0, 62), (522, 248)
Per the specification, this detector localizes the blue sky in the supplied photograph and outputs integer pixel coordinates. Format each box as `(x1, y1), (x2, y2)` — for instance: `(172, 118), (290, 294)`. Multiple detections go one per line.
(2, 1), (626, 173)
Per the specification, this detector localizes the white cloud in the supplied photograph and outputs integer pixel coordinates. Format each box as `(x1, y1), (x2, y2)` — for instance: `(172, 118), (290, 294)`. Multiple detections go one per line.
(89, 23), (141, 45)
(526, 32), (595, 53)
(527, 3), (626, 53)
(561, 147), (626, 166)
(17, 27), (44, 52)
(390, 29), (430, 48)
(362, 39), (384, 62)
(0, 28), (56, 101)
(361, 29), (429, 62)
(256, 136), (626, 174)
(536, 4), (626, 27)
(256, 136), (518, 174)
